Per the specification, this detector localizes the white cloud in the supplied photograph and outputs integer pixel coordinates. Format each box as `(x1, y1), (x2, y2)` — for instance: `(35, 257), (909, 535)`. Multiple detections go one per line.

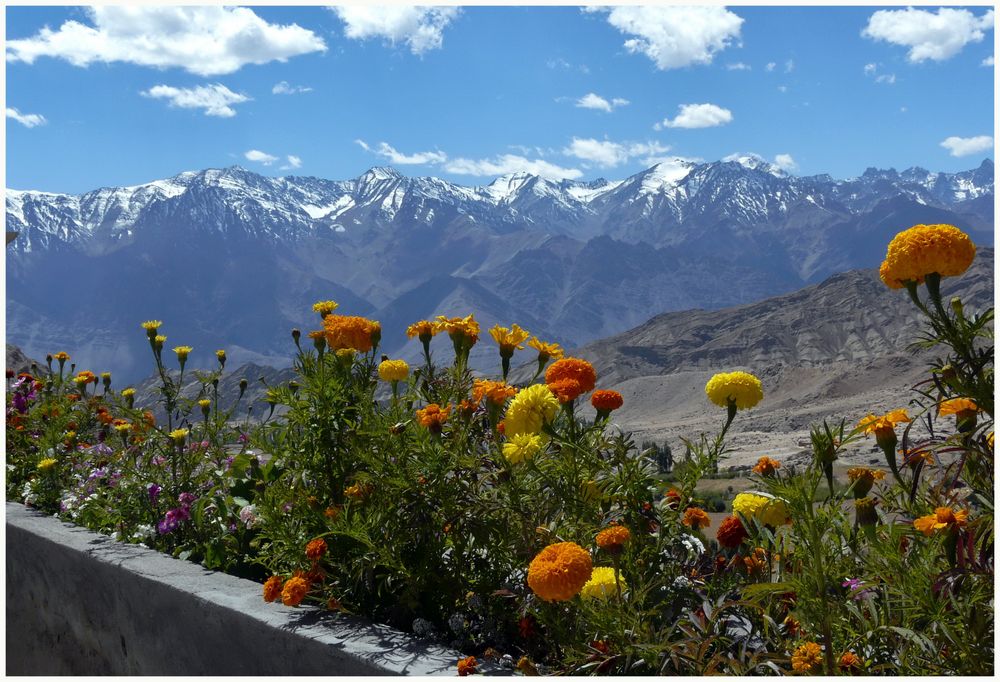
(245, 149), (279, 166)
(332, 6), (459, 55)
(765, 61), (776, 71)
(773, 153), (797, 172)
(864, 62), (896, 85)
(656, 103), (733, 129)
(563, 138), (670, 168)
(443, 154), (582, 180)
(983, 55), (995, 67)
(575, 92), (629, 112)
(587, 6), (743, 70)
(141, 84), (249, 118)
(272, 81), (312, 95)
(777, 85), (788, 93)
(784, 59), (795, 73)
(726, 62), (751, 71)
(6, 6), (325, 76)
(6, 107), (47, 128)
(281, 155), (302, 170)
(940, 135), (994, 157)
(355, 139), (447, 165)
(862, 8), (994, 62)
(900, 106), (908, 113)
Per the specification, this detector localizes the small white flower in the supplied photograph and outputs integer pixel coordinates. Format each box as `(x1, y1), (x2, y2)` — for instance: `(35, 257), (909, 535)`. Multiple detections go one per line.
(238, 504), (258, 529)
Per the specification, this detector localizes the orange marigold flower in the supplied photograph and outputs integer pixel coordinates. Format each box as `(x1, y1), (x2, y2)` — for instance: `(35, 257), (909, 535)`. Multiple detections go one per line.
(791, 642), (824, 674)
(416, 403), (451, 432)
(305, 537), (327, 560)
(591, 389), (624, 412)
(913, 506), (969, 536)
(545, 357), (596, 400)
(547, 378), (583, 403)
(857, 408), (910, 448)
(846, 467), (886, 497)
(839, 652), (862, 673)
(457, 656), (478, 676)
(263, 575), (283, 603)
(344, 483), (371, 501)
(595, 525), (631, 553)
(664, 488), (682, 510)
(938, 397), (978, 417)
(783, 615), (801, 636)
(472, 379), (517, 406)
(682, 507), (711, 530)
(716, 515), (748, 548)
(97, 411), (115, 425)
(281, 576), (310, 607)
(324, 506), (340, 520)
(752, 456), (780, 476)
(527, 541), (593, 602)
(434, 314), (480, 345)
(742, 547), (768, 575)
(901, 447), (934, 467)
(322, 314), (381, 353)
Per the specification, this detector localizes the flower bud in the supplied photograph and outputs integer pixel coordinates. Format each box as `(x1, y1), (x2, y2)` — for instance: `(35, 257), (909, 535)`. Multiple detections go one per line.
(291, 328), (301, 349)
(950, 296), (964, 319)
(855, 497), (878, 527)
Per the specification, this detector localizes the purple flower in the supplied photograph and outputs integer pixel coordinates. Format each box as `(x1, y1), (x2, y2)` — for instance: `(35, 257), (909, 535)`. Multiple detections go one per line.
(12, 393), (28, 414)
(148, 483), (162, 504)
(152, 456), (167, 466)
(842, 578), (875, 600)
(238, 432), (249, 444)
(178, 492), (197, 506)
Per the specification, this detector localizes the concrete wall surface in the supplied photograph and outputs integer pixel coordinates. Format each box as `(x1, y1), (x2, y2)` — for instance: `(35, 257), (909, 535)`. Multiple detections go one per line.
(6, 502), (473, 675)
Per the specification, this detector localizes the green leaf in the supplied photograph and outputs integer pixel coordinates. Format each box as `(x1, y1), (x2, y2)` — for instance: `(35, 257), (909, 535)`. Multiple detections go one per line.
(741, 582), (794, 598)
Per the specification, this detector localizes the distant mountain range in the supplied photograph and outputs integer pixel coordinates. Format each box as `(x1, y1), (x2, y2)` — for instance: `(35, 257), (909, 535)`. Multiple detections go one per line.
(6, 156), (993, 382)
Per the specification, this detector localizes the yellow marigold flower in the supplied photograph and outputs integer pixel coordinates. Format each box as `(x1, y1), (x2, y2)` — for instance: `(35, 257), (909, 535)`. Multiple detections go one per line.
(37, 458), (58, 472)
(752, 456), (781, 476)
(100, 372), (111, 382)
(502, 433), (544, 464)
(545, 358), (597, 401)
(378, 359), (410, 383)
(490, 323), (530, 357)
(791, 642), (824, 674)
(938, 397), (978, 417)
(503, 384), (560, 437)
(901, 447), (934, 467)
(913, 506), (969, 536)
(121, 387), (136, 398)
(847, 467), (886, 497)
(528, 337), (564, 362)
(472, 379), (517, 405)
(733, 492), (791, 527)
(216, 349), (226, 364)
(281, 576), (309, 607)
(857, 408), (910, 447)
(878, 223), (976, 289)
(406, 320), (437, 344)
(263, 575), (283, 603)
(53, 351), (71, 362)
(168, 428), (188, 445)
(113, 419), (132, 433)
(335, 347), (355, 360)
(595, 525), (631, 553)
(154, 335), (167, 348)
(434, 314), (480, 339)
(323, 314), (380, 353)
(312, 300), (339, 316)
(416, 403), (450, 432)
(580, 566), (627, 601)
(140, 320), (162, 332)
(682, 507), (711, 530)
(173, 346), (193, 361)
(705, 371), (763, 410)
(527, 541), (593, 602)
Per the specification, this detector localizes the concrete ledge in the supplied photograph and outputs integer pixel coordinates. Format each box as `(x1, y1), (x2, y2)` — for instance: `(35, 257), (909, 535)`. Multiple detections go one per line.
(6, 502), (471, 675)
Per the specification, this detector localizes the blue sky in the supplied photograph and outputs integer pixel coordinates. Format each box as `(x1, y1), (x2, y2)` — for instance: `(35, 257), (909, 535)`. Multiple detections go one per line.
(5, 5), (996, 193)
